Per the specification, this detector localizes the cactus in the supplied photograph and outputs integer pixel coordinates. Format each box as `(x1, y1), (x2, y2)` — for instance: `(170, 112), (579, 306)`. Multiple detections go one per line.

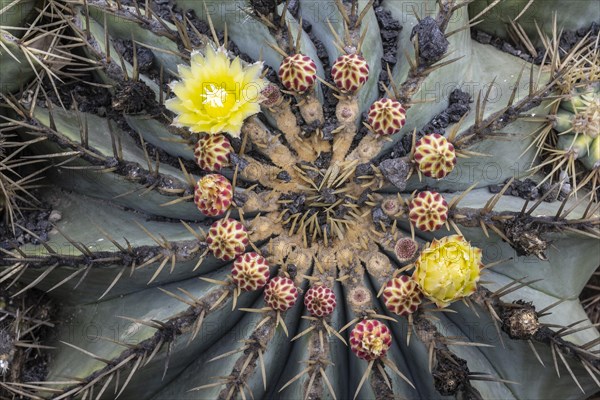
(555, 85), (600, 169)
(469, 0), (600, 46)
(0, 0), (599, 399)
(533, 66), (600, 192)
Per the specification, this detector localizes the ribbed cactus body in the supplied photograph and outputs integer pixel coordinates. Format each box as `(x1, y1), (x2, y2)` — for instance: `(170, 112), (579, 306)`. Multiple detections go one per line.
(0, 1), (599, 400)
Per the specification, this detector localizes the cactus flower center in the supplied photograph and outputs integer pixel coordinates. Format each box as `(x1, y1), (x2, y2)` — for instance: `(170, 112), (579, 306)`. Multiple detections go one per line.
(363, 336), (384, 356)
(201, 84), (227, 108)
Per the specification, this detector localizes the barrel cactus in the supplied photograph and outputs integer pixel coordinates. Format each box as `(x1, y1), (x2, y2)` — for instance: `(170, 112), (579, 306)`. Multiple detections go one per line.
(1, 0), (599, 399)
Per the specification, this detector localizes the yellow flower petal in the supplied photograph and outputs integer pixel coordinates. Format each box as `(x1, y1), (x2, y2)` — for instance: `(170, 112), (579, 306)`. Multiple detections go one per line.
(413, 235), (482, 308)
(167, 45), (267, 137)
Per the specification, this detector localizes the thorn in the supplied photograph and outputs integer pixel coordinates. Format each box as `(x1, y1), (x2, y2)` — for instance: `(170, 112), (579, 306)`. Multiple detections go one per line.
(381, 357), (415, 389)
(103, 11), (110, 64)
(117, 316), (163, 330)
(279, 367), (311, 393)
(468, 373), (519, 385)
(98, 266), (127, 300)
(203, 1), (220, 46)
(484, 177), (514, 212)
(354, 0), (374, 29)
(334, 0), (350, 26)
(160, 341), (173, 381)
(59, 341), (111, 364)
(557, 347), (584, 393)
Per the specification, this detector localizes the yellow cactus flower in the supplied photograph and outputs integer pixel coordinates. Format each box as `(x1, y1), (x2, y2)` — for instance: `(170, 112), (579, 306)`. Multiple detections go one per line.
(412, 235), (482, 308)
(166, 45), (267, 137)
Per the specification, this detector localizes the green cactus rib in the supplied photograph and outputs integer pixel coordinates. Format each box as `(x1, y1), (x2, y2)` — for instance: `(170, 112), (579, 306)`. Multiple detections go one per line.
(0, 33), (37, 94)
(412, 313), (487, 399)
(0, 0), (38, 31)
(1, 0), (600, 399)
(43, 267), (262, 400)
(297, 0), (383, 116)
(73, 9), (195, 144)
(453, 285), (600, 397)
(70, 7), (221, 167)
(123, 115), (195, 160)
(0, 0), (48, 94)
(165, 285), (308, 400)
(0, 1), (89, 97)
(0, 187), (281, 302)
(17, 104), (288, 219)
(0, 132), (49, 232)
(270, 282), (349, 399)
(17, 106), (203, 219)
(468, 0), (600, 47)
(85, 1), (184, 75)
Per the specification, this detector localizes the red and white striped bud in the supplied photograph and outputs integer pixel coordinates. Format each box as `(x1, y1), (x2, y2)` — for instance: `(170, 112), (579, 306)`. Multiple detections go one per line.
(194, 134), (232, 172)
(304, 285), (336, 317)
(350, 319), (392, 360)
(383, 276), (422, 316)
(367, 98), (406, 136)
(413, 133), (457, 179)
(194, 174), (233, 217)
(278, 54), (317, 93)
(232, 252), (270, 291)
(264, 276), (299, 311)
(206, 218), (248, 261)
(408, 191), (448, 232)
(331, 54), (369, 93)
